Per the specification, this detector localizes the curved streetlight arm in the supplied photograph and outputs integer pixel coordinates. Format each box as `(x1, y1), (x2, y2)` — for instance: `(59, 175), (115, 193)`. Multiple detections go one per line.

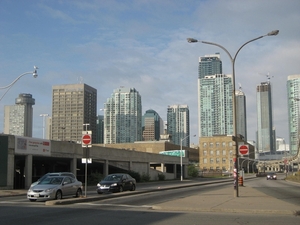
(0, 66), (38, 90)
(187, 29), (279, 197)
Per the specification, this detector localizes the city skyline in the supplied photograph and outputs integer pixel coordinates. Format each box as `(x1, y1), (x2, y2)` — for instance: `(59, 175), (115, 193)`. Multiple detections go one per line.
(1, 1), (299, 146)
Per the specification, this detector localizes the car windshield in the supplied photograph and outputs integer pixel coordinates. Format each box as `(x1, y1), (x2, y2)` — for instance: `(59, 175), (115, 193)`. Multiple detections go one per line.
(39, 177), (63, 185)
(103, 175), (122, 181)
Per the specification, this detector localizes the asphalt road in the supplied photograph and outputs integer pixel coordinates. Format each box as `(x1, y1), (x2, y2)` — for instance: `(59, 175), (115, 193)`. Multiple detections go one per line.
(1, 175), (300, 224)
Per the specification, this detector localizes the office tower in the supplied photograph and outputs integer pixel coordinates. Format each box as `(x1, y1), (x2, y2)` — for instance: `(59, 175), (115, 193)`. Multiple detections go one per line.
(199, 74), (233, 137)
(256, 81), (275, 153)
(236, 87), (247, 141)
(96, 115), (104, 144)
(287, 74), (300, 156)
(51, 83), (97, 143)
(198, 53), (222, 79)
(167, 105), (190, 146)
(4, 93), (35, 137)
(104, 87), (142, 144)
(142, 109), (163, 141)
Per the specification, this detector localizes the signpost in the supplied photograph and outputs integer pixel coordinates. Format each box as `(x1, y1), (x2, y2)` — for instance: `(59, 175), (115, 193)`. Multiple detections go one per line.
(82, 127), (92, 197)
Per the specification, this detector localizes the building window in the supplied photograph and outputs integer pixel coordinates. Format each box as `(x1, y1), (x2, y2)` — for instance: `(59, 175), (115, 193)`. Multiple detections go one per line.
(216, 150), (220, 155)
(210, 150), (214, 155)
(216, 158), (220, 163)
(222, 150), (226, 155)
(222, 158), (226, 163)
(216, 142), (220, 148)
(203, 150), (207, 156)
(203, 158), (207, 164)
(210, 142), (214, 148)
(222, 142), (226, 147)
(203, 142), (207, 148)
(210, 158), (214, 163)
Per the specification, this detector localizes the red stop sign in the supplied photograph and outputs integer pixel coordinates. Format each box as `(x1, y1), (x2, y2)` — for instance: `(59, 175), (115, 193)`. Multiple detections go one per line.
(82, 134), (91, 145)
(239, 145), (248, 155)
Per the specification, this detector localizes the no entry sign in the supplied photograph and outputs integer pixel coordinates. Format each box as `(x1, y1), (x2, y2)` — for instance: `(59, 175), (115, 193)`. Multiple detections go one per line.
(82, 134), (91, 145)
(82, 131), (92, 147)
(239, 145), (249, 155)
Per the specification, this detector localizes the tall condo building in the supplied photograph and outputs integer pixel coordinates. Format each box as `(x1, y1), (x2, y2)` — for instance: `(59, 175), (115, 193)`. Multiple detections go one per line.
(96, 115), (104, 144)
(287, 74), (300, 156)
(4, 93), (35, 137)
(198, 53), (222, 79)
(198, 54), (224, 137)
(199, 74), (233, 137)
(142, 109), (163, 141)
(104, 87), (142, 144)
(167, 105), (190, 146)
(256, 81), (275, 153)
(51, 83), (97, 143)
(236, 88), (247, 141)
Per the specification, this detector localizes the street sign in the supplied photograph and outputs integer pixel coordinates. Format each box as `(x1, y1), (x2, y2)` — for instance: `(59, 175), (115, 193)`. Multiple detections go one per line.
(82, 131), (92, 147)
(239, 145), (249, 155)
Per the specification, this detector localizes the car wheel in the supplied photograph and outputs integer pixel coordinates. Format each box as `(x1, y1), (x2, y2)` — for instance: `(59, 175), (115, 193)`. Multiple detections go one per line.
(130, 184), (136, 191)
(119, 185), (123, 192)
(29, 199), (36, 202)
(55, 190), (62, 200)
(76, 188), (82, 197)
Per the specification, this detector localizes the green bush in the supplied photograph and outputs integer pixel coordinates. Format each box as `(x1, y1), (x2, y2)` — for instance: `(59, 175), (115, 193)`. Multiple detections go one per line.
(127, 170), (141, 182)
(158, 173), (165, 181)
(140, 173), (151, 182)
(188, 164), (199, 177)
(88, 172), (103, 185)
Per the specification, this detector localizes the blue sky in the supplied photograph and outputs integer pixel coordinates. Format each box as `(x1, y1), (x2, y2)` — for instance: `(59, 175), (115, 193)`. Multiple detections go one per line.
(0, 0), (299, 146)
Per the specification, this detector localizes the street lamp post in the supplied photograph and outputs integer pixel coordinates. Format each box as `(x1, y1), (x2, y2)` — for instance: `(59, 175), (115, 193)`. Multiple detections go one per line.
(40, 114), (49, 139)
(187, 30), (279, 197)
(0, 66), (38, 101)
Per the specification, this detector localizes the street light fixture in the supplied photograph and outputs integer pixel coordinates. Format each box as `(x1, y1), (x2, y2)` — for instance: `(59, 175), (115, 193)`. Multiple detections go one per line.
(187, 30), (279, 197)
(0, 66), (38, 101)
(180, 134), (196, 181)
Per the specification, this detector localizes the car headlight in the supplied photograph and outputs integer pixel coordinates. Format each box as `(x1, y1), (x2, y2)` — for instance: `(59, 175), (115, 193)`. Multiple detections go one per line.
(44, 188), (54, 193)
(111, 183), (117, 187)
(97, 183), (100, 187)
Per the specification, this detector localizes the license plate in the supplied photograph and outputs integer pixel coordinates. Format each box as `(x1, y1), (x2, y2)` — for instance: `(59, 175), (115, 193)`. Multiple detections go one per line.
(34, 194), (39, 197)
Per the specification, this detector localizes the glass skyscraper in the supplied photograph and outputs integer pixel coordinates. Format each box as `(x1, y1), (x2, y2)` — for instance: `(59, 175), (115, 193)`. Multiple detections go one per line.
(167, 105), (190, 146)
(104, 87), (142, 144)
(256, 81), (275, 153)
(287, 74), (300, 156)
(198, 53), (222, 79)
(236, 88), (247, 141)
(199, 74), (233, 137)
(142, 109), (163, 141)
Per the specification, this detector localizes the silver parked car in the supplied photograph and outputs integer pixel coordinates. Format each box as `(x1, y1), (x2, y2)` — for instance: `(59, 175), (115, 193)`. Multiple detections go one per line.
(30, 172), (76, 188)
(27, 175), (82, 202)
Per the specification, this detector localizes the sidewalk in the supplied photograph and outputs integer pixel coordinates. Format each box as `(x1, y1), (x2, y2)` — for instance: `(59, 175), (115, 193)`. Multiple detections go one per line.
(152, 184), (300, 215)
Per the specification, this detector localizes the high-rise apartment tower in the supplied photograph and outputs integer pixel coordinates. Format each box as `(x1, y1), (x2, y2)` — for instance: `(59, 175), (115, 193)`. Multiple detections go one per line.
(167, 105), (190, 146)
(287, 74), (300, 156)
(104, 87), (142, 144)
(199, 74), (233, 137)
(51, 83), (97, 143)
